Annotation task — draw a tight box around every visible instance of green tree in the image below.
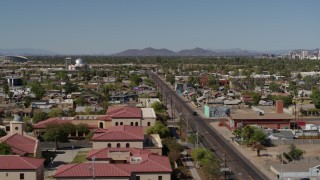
[32,112,48,124]
[165,74,175,85]
[187,133,198,146]
[56,71,69,81]
[241,126,255,144]
[101,85,110,99]
[242,126,262,143]
[270,95,293,107]
[8,92,14,101]
[3,83,9,97]
[151,101,165,113]
[201,150,221,180]
[310,88,320,109]
[188,76,199,85]
[162,137,183,166]
[24,96,32,108]
[252,128,266,144]
[74,96,86,106]
[30,83,46,100]
[147,121,170,138]
[68,109,77,116]
[0,129,7,137]
[296,73,302,80]
[0,143,12,155]
[208,75,219,90]
[130,75,143,86]
[85,131,94,140]
[144,78,154,86]
[48,108,64,118]
[76,123,89,134]
[288,143,305,160]
[115,77,122,83]
[64,81,79,94]
[232,127,242,139]
[191,148,208,164]
[44,123,76,149]
[25,123,33,133]
[288,81,297,92]
[252,92,261,105]
[269,82,280,92]
[191,147,221,179]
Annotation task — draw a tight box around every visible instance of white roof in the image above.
[141,108,156,118]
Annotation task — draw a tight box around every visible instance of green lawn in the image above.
[72,151,88,163]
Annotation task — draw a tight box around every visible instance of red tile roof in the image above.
[0,133,37,156]
[92,126,144,141]
[86,148,152,160]
[32,117,98,129]
[54,163,131,178]
[0,155,44,170]
[92,128,108,134]
[107,106,141,118]
[32,117,71,129]
[96,115,111,121]
[116,154,172,173]
[54,154,172,178]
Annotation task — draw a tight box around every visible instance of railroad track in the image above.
[149,70,269,180]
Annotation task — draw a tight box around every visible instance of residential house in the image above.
[11,108,32,117]
[0,156,45,180]
[110,92,136,104]
[31,100,51,109]
[203,105,230,118]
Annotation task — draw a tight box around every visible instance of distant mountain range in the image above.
[0,47,317,56]
[112,47,266,56]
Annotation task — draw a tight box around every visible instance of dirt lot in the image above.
[210,122,320,179]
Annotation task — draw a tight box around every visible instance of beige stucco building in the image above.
[1,115,41,158]
[0,156,45,180]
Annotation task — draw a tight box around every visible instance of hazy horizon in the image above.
[1,0,319,54]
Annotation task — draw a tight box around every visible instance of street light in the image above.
[89,156,96,180]
[50,157,53,177]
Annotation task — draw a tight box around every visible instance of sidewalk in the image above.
[44,147,92,180]
[182,149,201,180]
[177,140,202,180]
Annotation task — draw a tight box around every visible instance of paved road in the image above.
[41,141,93,150]
[148,70,269,180]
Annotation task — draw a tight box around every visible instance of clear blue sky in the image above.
[0,0,319,54]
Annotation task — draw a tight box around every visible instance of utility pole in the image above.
[179,112,183,138]
[186,114,189,148]
[224,153,227,180]
[196,123,199,148]
[171,94,174,124]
